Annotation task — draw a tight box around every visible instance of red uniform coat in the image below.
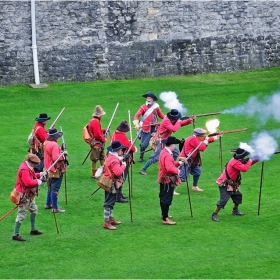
[110,131,136,153]
[15,161,40,193]
[134,104,165,133]
[88,117,106,145]
[216,158,258,184]
[158,116,192,141]
[179,135,215,164]
[103,154,126,182]
[33,122,48,147]
[157,147,180,183]
[44,140,65,172]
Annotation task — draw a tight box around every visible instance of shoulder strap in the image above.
[142,103,159,122]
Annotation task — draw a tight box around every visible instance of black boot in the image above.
[116,189,128,203]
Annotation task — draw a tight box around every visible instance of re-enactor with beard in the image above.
[133,92,165,163]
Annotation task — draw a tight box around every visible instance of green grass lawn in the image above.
[0,67,280,279]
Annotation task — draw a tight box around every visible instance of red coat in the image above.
[33,122,47,147]
[157,147,180,183]
[15,161,40,193]
[44,140,65,172]
[158,116,192,141]
[103,154,126,181]
[88,117,106,145]
[217,158,258,184]
[179,135,215,164]
[110,131,136,153]
[134,104,165,133]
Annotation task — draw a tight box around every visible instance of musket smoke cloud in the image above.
[222,91,280,125]
[159,91,187,115]
[240,131,278,161]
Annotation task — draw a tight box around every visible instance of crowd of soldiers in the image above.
[9,91,258,241]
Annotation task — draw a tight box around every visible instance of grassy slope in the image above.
[0,67,280,278]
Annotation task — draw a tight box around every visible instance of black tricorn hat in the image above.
[35,113,51,122]
[142,91,158,101]
[116,120,130,133]
[161,136,181,146]
[233,148,250,159]
[107,140,126,152]
[167,109,181,121]
[47,128,63,140]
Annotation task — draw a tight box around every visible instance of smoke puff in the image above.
[222,91,280,125]
[241,131,278,161]
[159,91,187,115]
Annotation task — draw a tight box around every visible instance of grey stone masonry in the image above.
[0,1,280,85]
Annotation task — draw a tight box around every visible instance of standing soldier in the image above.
[133,92,165,163]
[178,128,221,192]
[158,136,182,225]
[139,109,195,176]
[88,105,107,178]
[102,141,127,230]
[30,113,51,172]
[44,128,67,213]
[110,120,137,203]
[212,148,258,222]
[12,154,44,241]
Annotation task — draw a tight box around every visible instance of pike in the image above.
[0,151,66,223]
[49,107,65,129]
[82,103,119,166]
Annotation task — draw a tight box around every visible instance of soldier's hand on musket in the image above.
[133,120,140,130]
[40,171,48,182]
[37,179,43,186]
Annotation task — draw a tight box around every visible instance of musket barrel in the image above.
[208,128,248,137]
[195,112,221,118]
[105,103,119,136]
[49,107,65,129]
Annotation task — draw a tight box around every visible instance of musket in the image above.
[180,112,221,120]
[123,134,139,161]
[82,103,119,166]
[49,107,65,129]
[0,152,66,223]
[60,126,68,205]
[46,151,67,234]
[133,122,160,129]
[0,205,19,222]
[128,110,132,141]
[208,128,248,137]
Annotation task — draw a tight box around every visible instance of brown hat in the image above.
[193,128,206,137]
[25,154,40,164]
[92,105,106,117]
[116,120,130,133]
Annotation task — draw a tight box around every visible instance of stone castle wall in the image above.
[1,1,280,85]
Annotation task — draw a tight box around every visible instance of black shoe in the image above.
[232,209,244,216]
[212,213,220,222]
[116,196,128,203]
[12,234,26,241]
[121,194,128,199]
[138,158,143,163]
[30,229,44,235]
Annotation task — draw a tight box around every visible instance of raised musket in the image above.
[49,107,65,129]
[180,112,221,120]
